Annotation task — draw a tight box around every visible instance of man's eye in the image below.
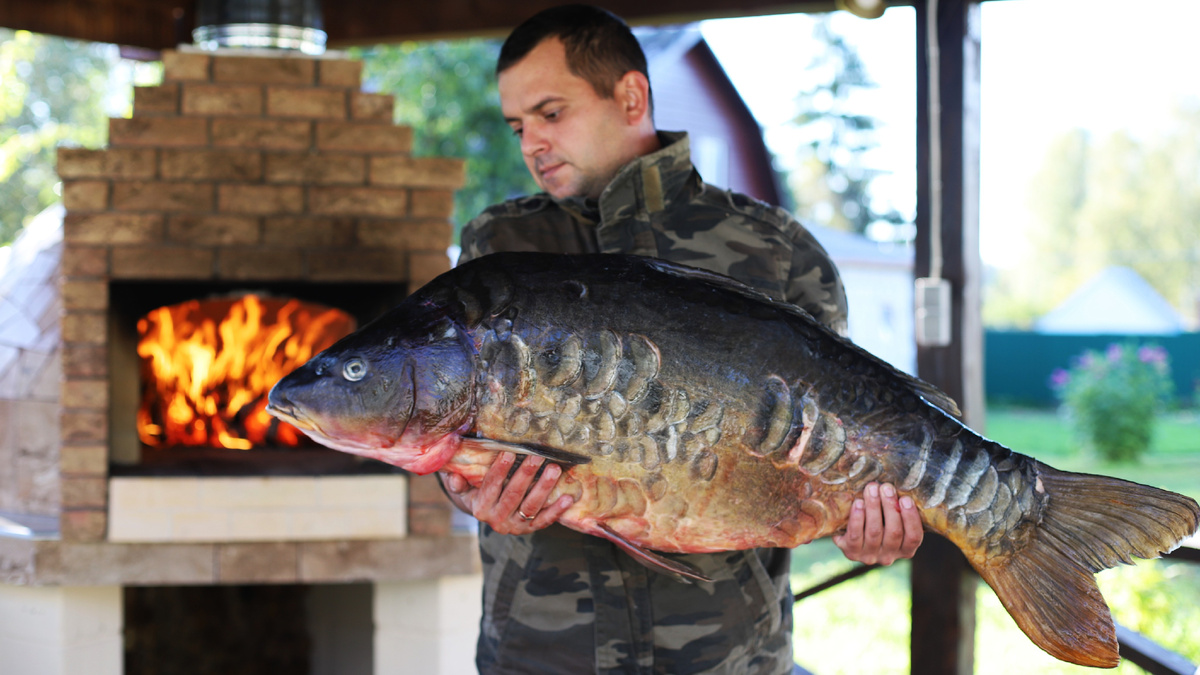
[511,127,523,138]
[545,110,560,120]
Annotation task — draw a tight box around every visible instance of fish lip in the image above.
[265,401,315,432]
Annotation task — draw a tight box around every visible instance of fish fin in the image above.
[459,436,591,466]
[596,524,712,584]
[972,464,1199,668]
[899,374,962,418]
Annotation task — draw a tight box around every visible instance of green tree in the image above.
[0,30,118,246]
[984,107,1200,326]
[787,16,905,237]
[355,39,537,240]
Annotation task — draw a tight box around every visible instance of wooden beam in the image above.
[1,0,916,49]
[0,0,192,50]
[911,0,983,674]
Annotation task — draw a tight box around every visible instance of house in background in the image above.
[1034,266,1187,335]
[639,26,915,373]
[638,26,785,205]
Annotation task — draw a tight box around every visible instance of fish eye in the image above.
[342,358,368,382]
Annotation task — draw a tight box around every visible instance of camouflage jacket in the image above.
[459,131,848,675]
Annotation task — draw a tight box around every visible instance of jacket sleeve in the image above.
[783,218,850,336]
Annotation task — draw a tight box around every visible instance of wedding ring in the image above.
[518,509,535,522]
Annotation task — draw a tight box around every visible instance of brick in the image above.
[63,212,163,245]
[61,248,109,278]
[62,312,106,344]
[310,186,406,217]
[109,117,209,147]
[57,148,157,180]
[218,184,304,215]
[370,156,465,189]
[217,543,299,583]
[317,122,412,153]
[62,379,108,409]
[408,250,451,287]
[110,246,215,279]
[318,59,363,87]
[307,249,407,281]
[112,181,214,212]
[351,92,394,121]
[162,50,211,81]
[213,55,315,85]
[212,118,311,150]
[133,84,180,115]
[357,219,453,250]
[407,474,449,504]
[161,148,262,181]
[60,445,107,475]
[407,504,451,537]
[62,476,108,508]
[217,248,305,279]
[62,280,108,310]
[182,83,264,116]
[409,189,455,218]
[62,343,106,378]
[262,216,355,246]
[264,152,364,184]
[62,409,107,443]
[62,181,109,210]
[267,86,347,119]
[168,215,261,245]
[61,509,107,542]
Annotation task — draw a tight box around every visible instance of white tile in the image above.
[316,476,406,508]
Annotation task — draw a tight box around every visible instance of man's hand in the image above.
[440,452,574,535]
[833,482,923,565]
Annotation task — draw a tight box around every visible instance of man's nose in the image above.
[520,124,548,156]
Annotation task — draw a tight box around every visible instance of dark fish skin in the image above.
[267,252,1199,669]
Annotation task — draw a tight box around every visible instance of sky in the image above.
[700,0,1200,268]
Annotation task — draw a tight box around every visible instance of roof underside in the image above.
[0,0,914,49]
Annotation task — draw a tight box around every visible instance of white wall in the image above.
[0,585,123,675]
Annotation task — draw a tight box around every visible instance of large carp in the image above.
[267,252,1198,668]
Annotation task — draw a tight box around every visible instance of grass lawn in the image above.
[789,405,1200,675]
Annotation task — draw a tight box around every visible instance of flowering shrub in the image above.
[1050,343,1174,462]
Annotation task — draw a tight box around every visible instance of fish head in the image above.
[267,304,475,474]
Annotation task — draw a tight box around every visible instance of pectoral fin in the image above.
[459,436,591,466]
[597,523,712,584]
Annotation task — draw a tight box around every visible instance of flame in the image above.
[136,295,355,449]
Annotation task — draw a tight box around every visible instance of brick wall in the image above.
[54,49,465,542]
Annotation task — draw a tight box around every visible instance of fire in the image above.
[137,295,355,450]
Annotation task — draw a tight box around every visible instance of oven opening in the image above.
[109,281,409,476]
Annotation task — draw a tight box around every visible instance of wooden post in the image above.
[912,0,984,674]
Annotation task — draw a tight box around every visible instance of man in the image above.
[440,6,923,673]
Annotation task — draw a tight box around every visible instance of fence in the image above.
[985,331,1200,407]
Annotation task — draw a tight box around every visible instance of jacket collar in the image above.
[554,130,699,226]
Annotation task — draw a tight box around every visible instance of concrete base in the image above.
[0,585,123,675]
[375,574,483,675]
[0,576,484,675]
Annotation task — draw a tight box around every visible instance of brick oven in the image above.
[0,48,481,675]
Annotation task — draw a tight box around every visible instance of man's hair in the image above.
[498,4,652,107]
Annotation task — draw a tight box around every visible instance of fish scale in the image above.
[268,252,1200,669]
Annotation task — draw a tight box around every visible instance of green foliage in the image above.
[786,17,905,238]
[0,29,121,246]
[353,39,537,239]
[1051,343,1174,462]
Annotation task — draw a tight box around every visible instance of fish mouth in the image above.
[265,400,315,432]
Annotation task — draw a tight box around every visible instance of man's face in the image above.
[499,38,636,200]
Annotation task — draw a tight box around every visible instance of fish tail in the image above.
[971,463,1199,668]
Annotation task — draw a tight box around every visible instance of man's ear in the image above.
[615,70,652,125]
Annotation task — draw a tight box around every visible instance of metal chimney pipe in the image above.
[193,0,326,54]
